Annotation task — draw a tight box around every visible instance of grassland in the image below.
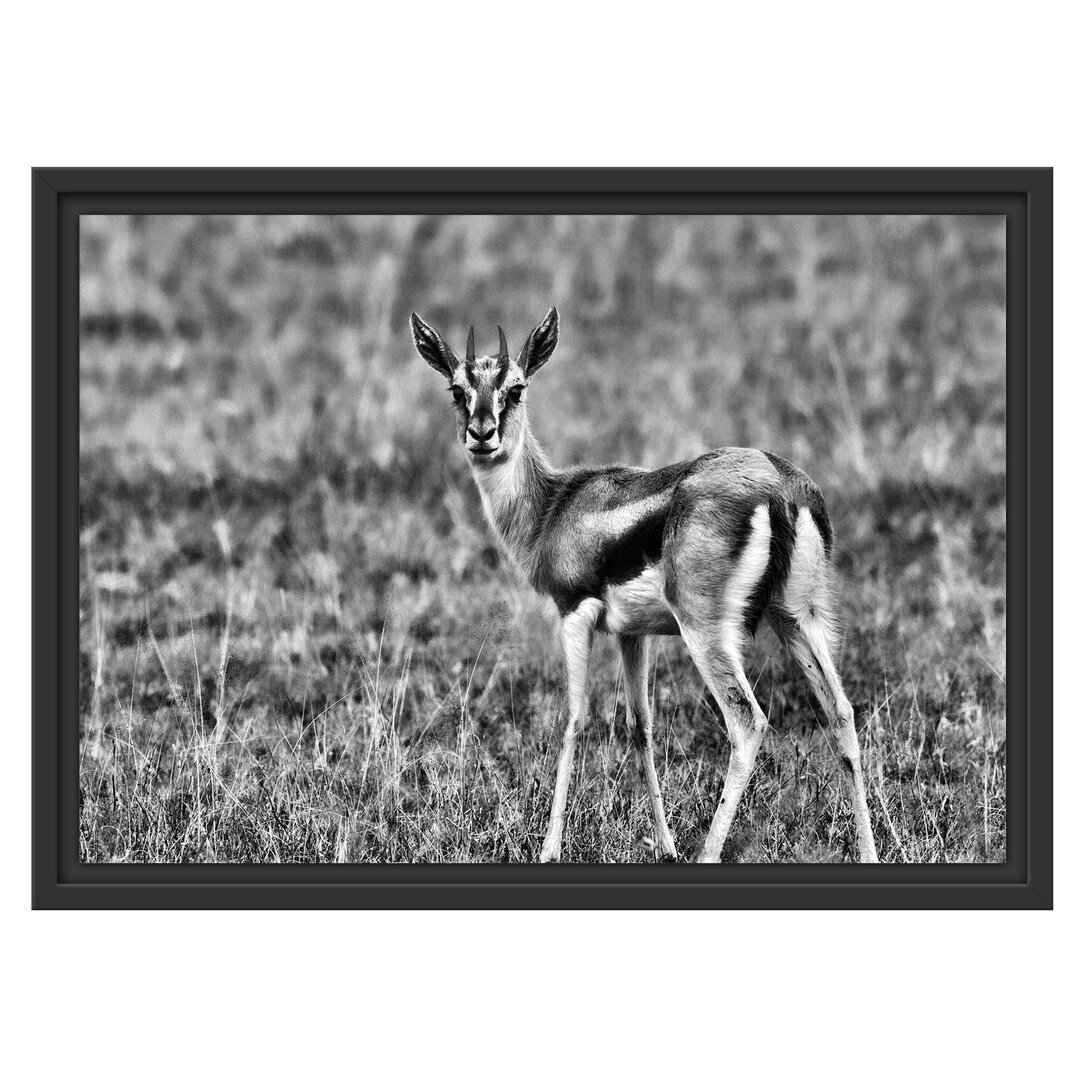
[78,213,1006,863]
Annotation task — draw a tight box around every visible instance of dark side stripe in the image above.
[595,508,667,590]
[551,505,669,616]
[742,498,797,636]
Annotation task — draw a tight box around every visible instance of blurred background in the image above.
[79,214,1006,863]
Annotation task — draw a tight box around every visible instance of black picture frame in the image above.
[33,167,1052,909]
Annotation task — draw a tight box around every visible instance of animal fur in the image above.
[410,307,879,864]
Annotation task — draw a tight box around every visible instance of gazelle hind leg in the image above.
[679,627,769,863]
[777,611,878,862]
[540,599,601,863]
[618,635,678,860]
[775,505,878,862]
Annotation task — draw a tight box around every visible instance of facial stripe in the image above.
[455,353,532,443]
[472,386,498,432]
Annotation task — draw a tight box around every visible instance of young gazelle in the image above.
[411,307,878,863]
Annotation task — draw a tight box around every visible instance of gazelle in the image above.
[410,307,878,863]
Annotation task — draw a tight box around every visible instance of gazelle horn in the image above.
[497,325,509,361]
[465,326,475,362]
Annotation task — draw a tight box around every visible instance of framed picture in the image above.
[32,168,1051,908]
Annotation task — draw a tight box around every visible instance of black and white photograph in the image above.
[77,209,1008,865]
[12,0,1074,1072]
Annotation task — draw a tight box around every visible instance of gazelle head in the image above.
[410,307,559,464]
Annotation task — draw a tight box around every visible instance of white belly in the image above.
[600,566,680,636]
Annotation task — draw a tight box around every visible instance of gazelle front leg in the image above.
[619,634,678,860]
[540,599,602,863]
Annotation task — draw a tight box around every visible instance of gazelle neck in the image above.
[469,413,556,582]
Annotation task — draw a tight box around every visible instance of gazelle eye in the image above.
[450,386,465,404]
[506,385,524,404]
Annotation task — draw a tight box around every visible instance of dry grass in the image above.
[78,213,1006,863]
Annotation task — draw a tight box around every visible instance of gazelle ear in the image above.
[410,313,459,379]
[517,307,559,376]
